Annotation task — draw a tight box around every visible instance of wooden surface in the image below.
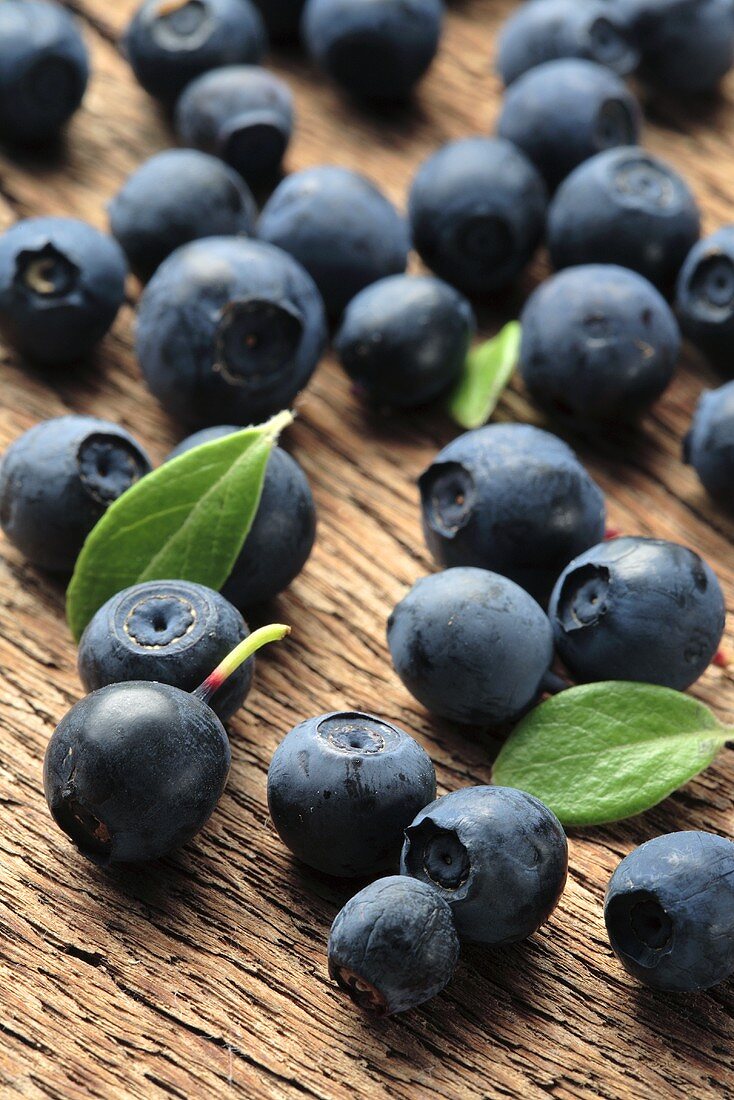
[1,2,733,1097]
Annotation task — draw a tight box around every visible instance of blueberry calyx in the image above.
[124,593,197,648]
[605,890,674,969]
[150,0,213,49]
[15,242,79,299]
[418,461,476,540]
[687,252,734,319]
[612,157,676,211]
[405,819,471,891]
[556,562,611,631]
[329,964,388,1015]
[318,713,396,755]
[214,297,304,389]
[76,432,149,506]
[218,111,288,174]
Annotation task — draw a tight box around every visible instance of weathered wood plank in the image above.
[0,2,732,1097]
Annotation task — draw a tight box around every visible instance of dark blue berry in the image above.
[549,536,726,691]
[548,147,701,290]
[302,0,444,102]
[175,66,294,188]
[328,876,459,1014]
[497,59,641,192]
[0,0,89,145]
[44,681,231,864]
[605,831,734,991]
[258,166,409,318]
[387,568,554,727]
[0,416,151,573]
[108,150,256,282]
[334,275,475,408]
[419,424,606,603]
[684,381,734,508]
[408,137,547,296]
[520,265,680,422]
[252,0,304,39]
[268,711,436,877]
[675,226,734,364]
[0,217,127,365]
[167,432,317,607]
[78,580,252,721]
[621,0,734,94]
[401,786,568,944]
[496,0,638,86]
[124,0,267,106]
[136,237,326,427]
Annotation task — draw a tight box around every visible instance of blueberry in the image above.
[0,415,151,573]
[401,787,568,944]
[136,237,326,427]
[108,150,256,282]
[258,166,409,318]
[548,147,701,290]
[387,568,554,727]
[621,0,734,94]
[605,831,734,992]
[408,137,547,296]
[268,712,436,877]
[175,66,294,188]
[124,0,267,106]
[328,876,459,1015]
[0,0,89,145]
[78,580,253,722]
[684,382,734,509]
[167,433,317,607]
[419,424,606,603]
[520,265,680,422]
[44,681,231,864]
[334,275,476,408]
[0,217,128,365]
[497,60,641,192]
[549,536,726,691]
[302,0,444,102]
[251,0,304,39]
[675,227,734,364]
[497,0,639,86]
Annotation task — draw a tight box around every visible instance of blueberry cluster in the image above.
[0,0,732,1038]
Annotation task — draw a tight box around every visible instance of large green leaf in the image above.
[492,682,730,826]
[66,411,292,641]
[447,321,521,430]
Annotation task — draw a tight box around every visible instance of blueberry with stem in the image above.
[44,624,290,864]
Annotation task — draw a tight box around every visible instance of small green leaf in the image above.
[66,411,293,642]
[492,682,730,827]
[447,321,521,430]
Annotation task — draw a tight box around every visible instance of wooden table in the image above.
[1,2,733,1097]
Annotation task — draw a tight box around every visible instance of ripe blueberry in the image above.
[78,580,253,722]
[328,876,459,1015]
[496,0,639,86]
[109,150,257,282]
[302,0,444,102]
[675,226,734,365]
[605,831,734,991]
[0,217,127,365]
[136,237,326,428]
[175,66,294,189]
[420,424,606,603]
[334,275,476,409]
[258,166,409,318]
[167,432,317,607]
[0,416,151,573]
[268,712,436,877]
[0,0,89,145]
[621,0,734,94]
[124,0,267,106]
[549,536,726,691]
[498,60,641,192]
[387,568,554,727]
[408,137,547,295]
[548,147,701,290]
[520,265,680,422]
[401,786,568,944]
[684,381,734,509]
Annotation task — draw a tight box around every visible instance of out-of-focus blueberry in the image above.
[684,381,734,509]
[675,227,734,364]
[621,0,734,94]
[252,0,304,39]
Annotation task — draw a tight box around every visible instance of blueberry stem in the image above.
[193,623,291,704]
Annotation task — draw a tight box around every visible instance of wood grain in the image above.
[1,2,733,1097]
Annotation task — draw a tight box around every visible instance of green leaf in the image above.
[66,411,293,642]
[492,682,731,827]
[447,321,521,430]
